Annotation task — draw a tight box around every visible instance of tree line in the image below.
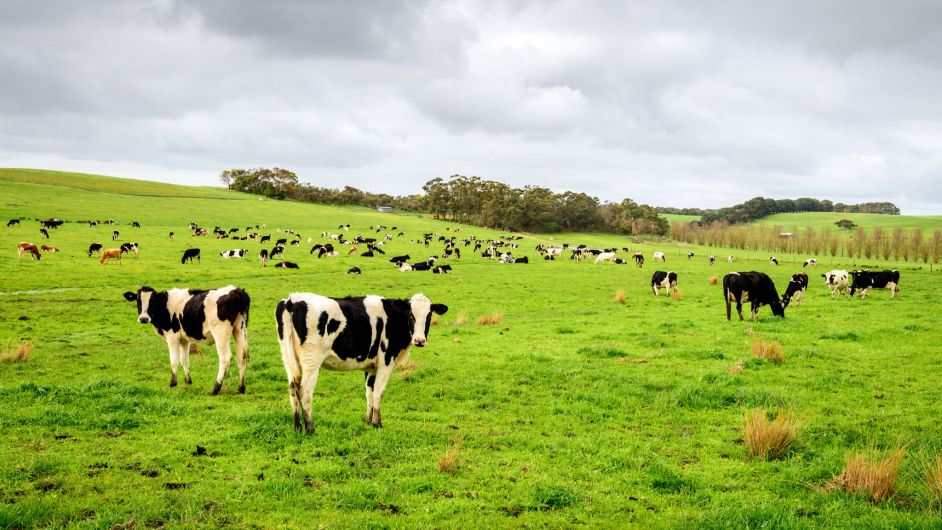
[219,168,669,235]
[657,196,900,224]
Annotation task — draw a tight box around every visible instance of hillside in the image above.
[752,212,942,232]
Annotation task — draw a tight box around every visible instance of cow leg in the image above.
[167,339,181,387]
[298,359,324,434]
[288,379,302,430]
[736,299,744,321]
[234,318,249,394]
[210,331,233,395]
[180,340,192,385]
[364,371,377,423]
[368,364,394,428]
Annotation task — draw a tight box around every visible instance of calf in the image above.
[40,228,49,239]
[347,267,362,274]
[849,270,900,299]
[100,248,122,264]
[723,271,785,320]
[276,261,299,269]
[181,248,201,264]
[803,258,817,268]
[259,249,269,267]
[822,270,849,299]
[275,292,447,432]
[652,251,665,262]
[220,249,247,259]
[650,271,678,296]
[123,285,250,394]
[17,242,41,260]
[87,243,103,257]
[40,244,60,252]
[112,230,120,241]
[782,272,809,308]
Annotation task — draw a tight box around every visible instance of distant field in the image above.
[2,170,942,527]
[753,212,942,233]
[660,213,701,224]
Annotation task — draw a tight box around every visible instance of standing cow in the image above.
[275,293,448,433]
[651,271,678,296]
[849,270,900,299]
[782,272,809,308]
[723,271,785,320]
[123,285,250,394]
[822,270,849,299]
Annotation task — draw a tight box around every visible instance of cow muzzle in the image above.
[139,316,150,324]
[412,337,427,347]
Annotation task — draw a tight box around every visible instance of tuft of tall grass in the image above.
[752,338,785,364]
[826,448,905,503]
[455,313,469,326]
[614,290,625,304]
[477,312,503,325]
[396,358,420,380]
[709,275,719,285]
[438,436,462,474]
[0,341,32,363]
[743,409,799,460]
[430,314,440,326]
[923,454,942,509]
[670,289,683,301]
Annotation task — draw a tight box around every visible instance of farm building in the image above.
[377,206,393,213]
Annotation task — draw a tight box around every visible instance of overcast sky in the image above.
[2,1,941,213]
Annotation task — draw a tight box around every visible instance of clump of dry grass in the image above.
[743,409,800,460]
[430,314,440,326]
[614,290,625,304]
[438,436,463,474]
[0,341,32,363]
[709,275,719,285]
[727,360,744,374]
[670,289,683,301]
[752,338,785,364]
[396,358,420,380]
[826,449,906,503]
[189,343,201,355]
[455,313,469,325]
[923,455,942,508]
[477,312,503,325]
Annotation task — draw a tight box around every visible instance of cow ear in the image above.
[123,291,138,301]
[431,303,448,315]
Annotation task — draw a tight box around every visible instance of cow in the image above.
[259,249,269,267]
[633,253,645,267]
[40,228,50,239]
[120,242,139,257]
[803,258,817,268]
[17,242,41,260]
[514,256,529,264]
[275,292,448,432]
[40,244,60,252]
[40,218,63,229]
[87,243,103,257]
[131,222,141,228]
[182,248,201,264]
[849,270,900,299]
[276,261,299,269]
[389,255,410,265]
[100,248,122,264]
[7,219,19,227]
[723,271,785,321]
[270,246,285,259]
[652,251,665,262]
[594,252,617,264]
[260,235,271,244]
[727,256,734,263]
[169,232,175,240]
[822,270,849,299]
[123,285,250,394]
[347,267,362,274]
[709,255,715,266]
[398,262,413,272]
[220,249,247,259]
[688,252,694,260]
[432,265,452,273]
[770,256,779,265]
[276,238,288,247]
[651,271,678,296]
[545,247,563,260]
[112,230,120,241]
[782,272,809,308]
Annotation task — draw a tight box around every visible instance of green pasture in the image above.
[2,170,942,528]
[752,212,942,234]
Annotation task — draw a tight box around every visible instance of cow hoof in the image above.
[238,383,246,394]
[293,414,301,430]
[305,424,315,435]
[169,377,177,388]
[211,382,222,395]
[184,376,192,385]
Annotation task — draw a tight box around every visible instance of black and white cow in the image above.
[120,242,139,257]
[514,256,529,264]
[782,272,809,308]
[849,270,900,299]
[688,252,694,260]
[123,285,250,394]
[652,251,665,262]
[633,252,644,267]
[220,249,247,259]
[347,266,362,274]
[769,256,779,265]
[259,249,269,267]
[389,254,410,265]
[270,246,285,259]
[40,228,49,239]
[651,271,678,296]
[723,271,785,320]
[803,258,817,268]
[87,242,103,257]
[822,270,849,299]
[181,248,201,264]
[169,232,175,240]
[276,261,299,269]
[709,255,715,265]
[275,293,448,432]
[112,230,120,241]
[260,235,271,244]
[7,219,20,227]
[432,264,452,273]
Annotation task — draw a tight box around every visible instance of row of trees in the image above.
[670,221,942,266]
[657,197,900,224]
[422,175,667,234]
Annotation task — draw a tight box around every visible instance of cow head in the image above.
[770,298,786,317]
[408,293,448,347]
[123,286,157,324]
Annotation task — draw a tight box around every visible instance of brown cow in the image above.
[40,244,60,252]
[100,248,122,264]
[17,242,41,260]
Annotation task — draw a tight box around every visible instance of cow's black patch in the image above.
[182,291,209,339]
[142,288,174,332]
[366,374,376,389]
[317,311,329,336]
[275,300,286,341]
[331,297,372,360]
[381,299,413,365]
[288,301,308,344]
[327,319,341,335]
[216,288,250,325]
[369,317,385,358]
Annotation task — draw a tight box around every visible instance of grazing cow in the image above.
[822,270,849,299]
[276,238,288,247]
[650,271,678,296]
[131,222,141,228]
[769,256,779,265]
[40,218,63,229]
[39,228,49,239]
[688,252,694,260]
[220,249,247,259]
[100,248,122,264]
[782,272,809,308]
[709,255,715,266]
[594,252,617,264]
[389,255,410,265]
[849,270,900,299]
[40,244,60,252]
[181,248,201,264]
[803,258,817,268]
[123,285,250,394]
[727,256,734,263]
[7,219,20,227]
[17,242,41,260]
[633,253,644,267]
[259,249,268,267]
[514,256,529,264]
[545,247,563,260]
[260,235,271,244]
[270,246,285,259]
[347,267,362,274]
[276,261,299,269]
[120,242,139,257]
[432,265,452,273]
[275,292,448,432]
[112,230,120,241]
[723,271,785,321]
[87,243,103,257]
[169,232,175,240]
[652,251,665,262]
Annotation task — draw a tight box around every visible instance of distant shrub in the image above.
[0,341,32,363]
[743,409,799,460]
[477,312,503,325]
[614,290,625,304]
[826,449,905,503]
[438,436,462,474]
[709,275,719,285]
[752,338,784,364]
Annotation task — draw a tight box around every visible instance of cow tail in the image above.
[278,300,303,385]
[723,277,731,320]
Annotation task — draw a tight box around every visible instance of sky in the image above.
[2,0,941,214]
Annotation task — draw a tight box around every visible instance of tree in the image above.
[835,219,857,230]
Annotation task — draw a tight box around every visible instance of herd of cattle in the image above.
[8,216,904,432]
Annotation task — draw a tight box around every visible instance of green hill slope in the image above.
[752,212,942,232]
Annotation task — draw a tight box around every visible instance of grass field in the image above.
[753,212,942,234]
[2,169,942,528]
